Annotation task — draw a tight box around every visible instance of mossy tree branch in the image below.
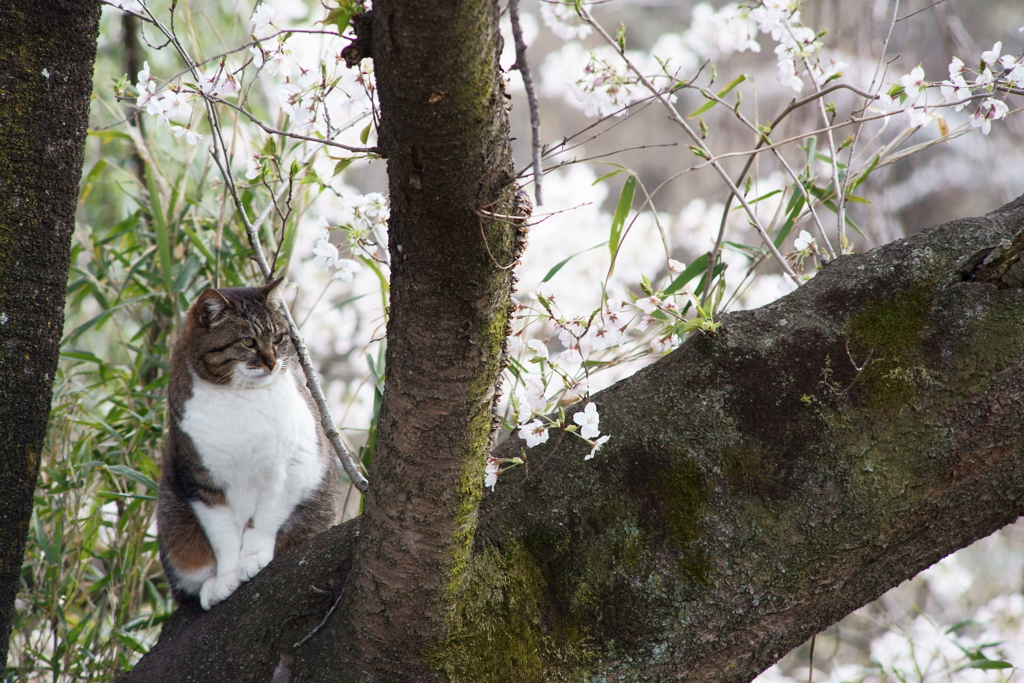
[126,195,1024,682]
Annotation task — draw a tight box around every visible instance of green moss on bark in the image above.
[428,541,597,683]
[845,285,932,415]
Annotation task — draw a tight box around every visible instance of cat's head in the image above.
[186,278,294,388]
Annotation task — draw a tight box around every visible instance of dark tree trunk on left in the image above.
[0,0,102,668]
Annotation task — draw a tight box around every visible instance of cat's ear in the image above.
[194,289,232,328]
[258,277,286,307]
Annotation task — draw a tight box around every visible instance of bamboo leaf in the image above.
[542,242,606,283]
[609,175,636,261]
[688,74,747,118]
[145,165,173,294]
[106,464,158,492]
[664,255,713,296]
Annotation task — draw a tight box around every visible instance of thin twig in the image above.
[509,0,543,205]
[208,95,378,154]
[838,340,872,397]
[293,590,344,648]
[895,0,946,23]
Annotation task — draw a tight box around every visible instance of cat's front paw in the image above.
[238,549,273,582]
[199,570,241,610]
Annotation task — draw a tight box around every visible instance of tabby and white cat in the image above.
[157,278,343,610]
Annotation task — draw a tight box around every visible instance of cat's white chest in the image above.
[179,372,322,506]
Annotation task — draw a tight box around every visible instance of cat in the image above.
[157,278,344,610]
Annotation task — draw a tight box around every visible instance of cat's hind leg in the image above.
[157,489,216,603]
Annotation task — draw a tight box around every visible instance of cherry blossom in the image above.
[940,75,971,111]
[274,82,301,115]
[568,377,590,396]
[904,104,932,129]
[590,325,625,351]
[585,435,610,461]
[969,98,1009,135]
[1008,64,1024,89]
[171,125,202,146]
[900,66,926,102]
[312,218,340,271]
[333,259,362,282]
[573,402,600,439]
[668,258,685,274]
[484,457,500,490]
[872,91,894,113]
[635,296,661,314]
[245,155,262,180]
[525,378,546,412]
[540,0,591,41]
[251,4,274,32]
[980,42,1003,67]
[266,48,296,77]
[249,45,266,69]
[947,56,965,80]
[519,419,550,448]
[794,230,815,251]
[525,339,549,361]
[777,58,803,92]
[651,335,679,354]
[136,61,155,107]
[557,347,583,365]
[531,282,556,304]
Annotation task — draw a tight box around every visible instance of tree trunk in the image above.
[125,192,1024,681]
[0,0,102,669]
[319,0,522,680]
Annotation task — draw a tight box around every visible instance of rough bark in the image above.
[0,0,102,668]
[329,0,521,680]
[125,194,1024,682]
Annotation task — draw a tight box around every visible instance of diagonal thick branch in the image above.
[125,190,1024,683]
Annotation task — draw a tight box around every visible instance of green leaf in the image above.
[181,224,215,264]
[145,164,173,295]
[846,154,880,195]
[688,74,746,118]
[87,129,133,143]
[60,349,104,364]
[664,254,713,296]
[322,4,355,33]
[359,122,372,145]
[171,254,203,295]
[748,189,781,205]
[107,464,158,492]
[98,491,158,502]
[723,241,766,257]
[608,174,636,262]
[83,158,108,184]
[964,660,1013,670]
[541,242,606,283]
[591,167,627,185]
[333,157,355,177]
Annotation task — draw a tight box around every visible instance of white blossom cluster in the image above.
[886,41,1023,136]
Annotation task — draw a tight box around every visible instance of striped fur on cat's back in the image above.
[157,278,343,610]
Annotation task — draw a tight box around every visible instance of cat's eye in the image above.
[273,332,286,345]
[240,337,257,348]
